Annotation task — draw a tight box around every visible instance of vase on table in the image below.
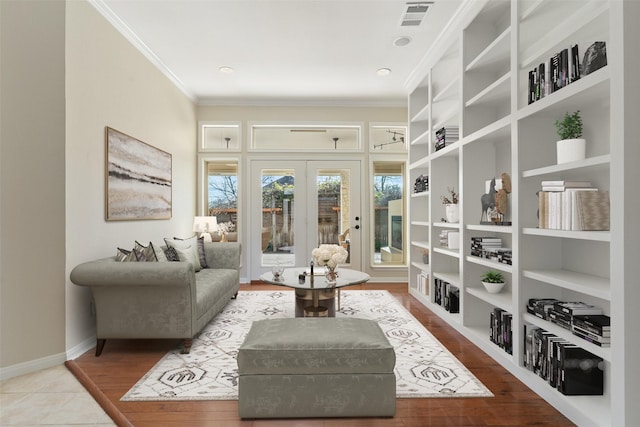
[325,265,338,285]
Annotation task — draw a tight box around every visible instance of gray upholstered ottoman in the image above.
[237,317,396,419]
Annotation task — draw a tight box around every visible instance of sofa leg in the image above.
[95,339,106,357]
[181,338,192,354]
[232,292,238,299]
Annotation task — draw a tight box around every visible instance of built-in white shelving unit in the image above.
[407,1,640,426]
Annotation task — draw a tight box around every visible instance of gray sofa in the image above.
[70,242,241,356]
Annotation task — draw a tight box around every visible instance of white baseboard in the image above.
[66,335,96,360]
[0,336,95,381]
[0,352,67,381]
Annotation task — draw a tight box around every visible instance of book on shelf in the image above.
[553,301,603,316]
[572,326,610,347]
[572,314,611,336]
[528,43,583,105]
[537,189,609,231]
[558,344,604,395]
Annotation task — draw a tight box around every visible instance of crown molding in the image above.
[88,0,196,102]
[197,97,407,109]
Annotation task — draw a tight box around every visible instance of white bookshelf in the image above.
[407,1,640,426]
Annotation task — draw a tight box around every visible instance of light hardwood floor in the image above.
[66,283,576,427]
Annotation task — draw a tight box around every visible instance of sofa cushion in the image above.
[115,247,138,262]
[134,241,158,262]
[194,268,239,318]
[165,237,202,271]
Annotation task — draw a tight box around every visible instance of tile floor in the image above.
[0,364,115,426]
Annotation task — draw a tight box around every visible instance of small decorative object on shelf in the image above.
[480,174,512,225]
[311,244,348,285]
[555,110,585,164]
[480,270,505,294]
[582,41,607,76]
[414,174,429,193]
[441,187,459,223]
[421,248,429,264]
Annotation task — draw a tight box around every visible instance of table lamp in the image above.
[193,216,218,242]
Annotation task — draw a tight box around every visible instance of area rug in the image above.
[121,290,493,401]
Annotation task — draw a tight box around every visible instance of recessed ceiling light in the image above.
[393,36,412,47]
[219,66,234,74]
[377,68,392,76]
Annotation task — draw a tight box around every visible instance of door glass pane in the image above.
[317,169,351,263]
[261,169,295,267]
[207,161,238,241]
[373,162,404,264]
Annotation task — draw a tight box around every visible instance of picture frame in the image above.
[105,127,172,220]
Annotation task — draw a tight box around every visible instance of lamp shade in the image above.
[193,216,217,242]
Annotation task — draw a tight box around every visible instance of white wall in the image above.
[65,0,197,355]
[1,0,67,371]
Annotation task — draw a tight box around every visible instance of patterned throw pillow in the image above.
[116,247,138,262]
[164,237,203,271]
[171,235,208,268]
[134,241,158,262]
[164,246,180,262]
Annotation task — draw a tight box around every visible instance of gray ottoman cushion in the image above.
[237,317,396,419]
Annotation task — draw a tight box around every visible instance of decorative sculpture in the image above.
[480,178,497,223]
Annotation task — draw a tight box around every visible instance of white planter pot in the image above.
[445,204,459,223]
[482,281,505,294]
[557,138,586,164]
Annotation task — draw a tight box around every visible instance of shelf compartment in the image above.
[520,0,609,69]
[411,220,430,227]
[433,271,460,286]
[433,247,460,258]
[467,287,512,313]
[432,106,459,131]
[466,255,513,274]
[432,77,459,103]
[461,115,511,147]
[466,325,514,363]
[523,313,611,361]
[410,128,430,146]
[522,227,610,242]
[523,269,610,301]
[467,223,512,234]
[411,103,430,123]
[522,154,610,179]
[410,192,429,200]
[410,240,430,250]
[465,72,510,108]
[409,155,429,170]
[520,0,544,21]
[433,221,461,229]
[430,142,460,160]
[465,27,511,72]
[410,261,429,272]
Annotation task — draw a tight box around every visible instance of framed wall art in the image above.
[105,127,172,220]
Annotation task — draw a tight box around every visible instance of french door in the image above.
[250,160,361,279]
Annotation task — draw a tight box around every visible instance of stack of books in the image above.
[414,174,429,193]
[537,180,609,231]
[572,314,611,348]
[416,271,429,295]
[490,308,513,355]
[469,236,511,264]
[524,325,604,395]
[439,230,459,249]
[434,126,459,151]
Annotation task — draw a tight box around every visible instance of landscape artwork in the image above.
[106,127,172,220]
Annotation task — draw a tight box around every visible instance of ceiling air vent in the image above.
[401,2,433,27]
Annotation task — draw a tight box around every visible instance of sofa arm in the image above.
[70,258,195,288]
[204,242,241,270]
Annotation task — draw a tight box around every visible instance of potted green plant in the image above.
[441,187,459,223]
[481,270,505,294]
[555,110,585,164]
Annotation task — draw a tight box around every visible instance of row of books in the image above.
[490,308,513,355]
[527,298,610,348]
[469,236,512,265]
[434,126,459,151]
[416,271,429,295]
[524,325,604,395]
[537,180,610,231]
[528,44,581,105]
[434,278,459,313]
[414,174,428,193]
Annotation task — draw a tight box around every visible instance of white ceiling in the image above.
[93,0,464,106]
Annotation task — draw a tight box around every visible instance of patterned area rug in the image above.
[121,290,493,401]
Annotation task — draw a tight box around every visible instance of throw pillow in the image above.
[134,241,158,262]
[164,237,203,272]
[174,235,208,268]
[116,247,138,262]
[164,246,180,262]
[153,243,169,262]
[172,245,200,270]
